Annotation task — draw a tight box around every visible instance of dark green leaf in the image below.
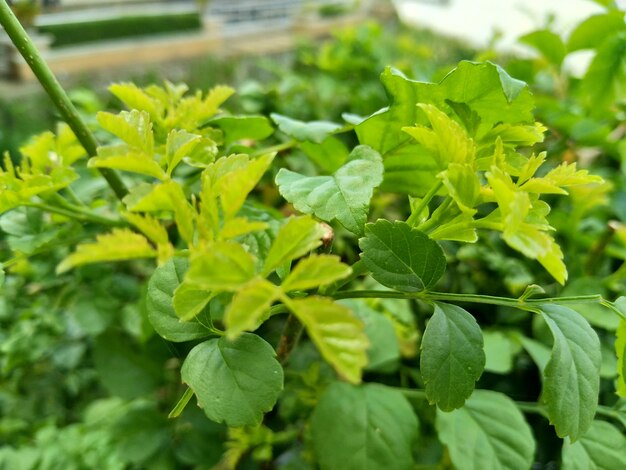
[209,115,274,145]
[181,333,283,427]
[436,390,535,470]
[562,420,626,469]
[301,136,349,173]
[541,305,601,440]
[421,303,485,411]
[311,382,418,470]
[146,258,212,342]
[276,145,383,235]
[359,220,446,292]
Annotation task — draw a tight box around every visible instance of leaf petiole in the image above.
[406,180,443,226]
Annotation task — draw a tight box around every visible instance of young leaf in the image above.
[281,255,352,292]
[359,220,446,292]
[540,305,601,441]
[421,303,485,411]
[123,212,169,245]
[436,390,535,470]
[97,110,154,154]
[165,129,202,173]
[57,229,156,273]
[276,145,383,236]
[271,113,342,143]
[187,242,256,291]
[616,318,626,397]
[224,278,280,339]
[310,382,418,470]
[561,420,626,470]
[262,216,324,276]
[146,258,213,342]
[173,280,214,322]
[287,296,368,384]
[88,147,167,181]
[181,333,283,427]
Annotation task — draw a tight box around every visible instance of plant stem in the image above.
[276,313,304,364]
[332,289,607,311]
[0,1,128,200]
[26,202,125,227]
[168,387,194,419]
[406,180,443,226]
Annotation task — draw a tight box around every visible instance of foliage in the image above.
[1,9,626,470]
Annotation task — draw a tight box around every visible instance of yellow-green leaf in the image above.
[286,296,368,384]
[219,218,268,239]
[57,229,156,273]
[165,129,203,174]
[262,216,325,276]
[225,278,280,339]
[89,147,167,181]
[123,212,169,245]
[187,242,256,291]
[281,255,352,292]
[173,279,214,322]
[97,110,154,154]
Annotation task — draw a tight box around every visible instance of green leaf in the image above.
[97,110,154,154]
[341,300,401,373]
[562,420,626,470]
[271,113,342,143]
[187,241,256,291]
[276,145,383,235]
[281,255,352,292]
[310,382,418,470]
[581,33,626,114]
[181,333,283,427]
[616,318,626,397]
[287,296,368,384]
[520,30,567,67]
[436,390,535,470]
[421,302,485,411]
[540,304,601,440]
[214,153,275,219]
[0,264,4,287]
[172,280,214,322]
[224,278,280,339]
[402,103,475,169]
[483,330,521,374]
[146,258,213,342]
[209,115,274,145]
[359,220,446,292]
[57,229,156,273]
[262,216,324,276]
[516,334,551,375]
[568,12,626,51]
[301,136,349,173]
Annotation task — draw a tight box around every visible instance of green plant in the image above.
[1,2,625,468]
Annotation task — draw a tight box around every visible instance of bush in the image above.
[38,13,202,48]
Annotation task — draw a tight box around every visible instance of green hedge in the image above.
[38,13,202,48]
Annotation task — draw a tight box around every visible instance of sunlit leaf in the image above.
[281,255,352,292]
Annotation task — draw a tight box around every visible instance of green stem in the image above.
[276,312,304,364]
[26,202,125,227]
[332,289,607,312]
[406,180,443,226]
[0,2,128,200]
[417,197,453,233]
[168,387,195,419]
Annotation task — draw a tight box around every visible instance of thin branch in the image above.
[0,1,128,200]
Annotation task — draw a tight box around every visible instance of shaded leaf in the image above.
[311,382,418,470]
[271,113,342,143]
[436,390,535,470]
[421,303,485,411]
[541,304,601,440]
[562,420,626,470]
[209,115,274,145]
[146,258,213,342]
[359,220,446,292]
[181,334,283,426]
